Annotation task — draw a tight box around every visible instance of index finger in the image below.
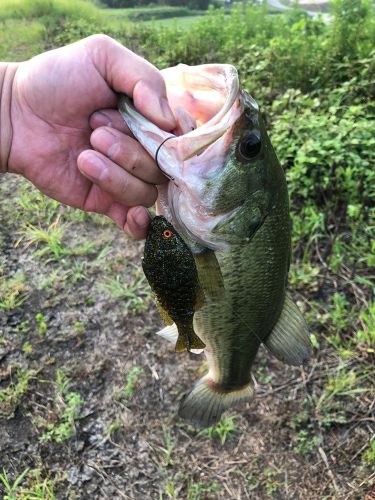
[85,35,176,131]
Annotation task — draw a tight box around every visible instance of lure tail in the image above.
[175,323,206,353]
[178,376,254,428]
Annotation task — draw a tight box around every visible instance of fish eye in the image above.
[238,131,262,160]
[163,229,173,239]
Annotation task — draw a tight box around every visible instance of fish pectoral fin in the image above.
[155,297,174,326]
[156,324,204,355]
[194,250,225,301]
[264,295,312,366]
[212,192,269,243]
[175,324,206,353]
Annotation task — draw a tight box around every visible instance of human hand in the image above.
[4,35,176,239]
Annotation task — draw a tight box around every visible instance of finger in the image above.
[85,35,176,131]
[90,109,130,133]
[77,150,157,207]
[90,126,167,185]
[124,206,151,240]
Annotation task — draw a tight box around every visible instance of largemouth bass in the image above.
[119,64,312,427]
[142,215,206,353]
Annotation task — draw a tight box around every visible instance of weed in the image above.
[362,437,375,466]
[316,365,369,427]
[97,272,151,314]
[156,425,175,466]
[293,429,321,456]
[120,366,144,400]
[106,418,122,438]
[198,414,238,445]
[0,273,29,311]
[35,313,48,336]
[0,468,29,499]
[39,369,83,443]
[187,479,221,500]
[17,217,67,259]
[0,467,55,499]
[0,368,37,418]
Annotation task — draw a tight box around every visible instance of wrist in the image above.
[0,62,19,174]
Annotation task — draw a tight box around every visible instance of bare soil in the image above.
[0,176,374,499]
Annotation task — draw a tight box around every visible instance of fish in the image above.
[119,63,312,427]
[142,215,206,353]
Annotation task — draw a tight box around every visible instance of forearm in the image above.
[0,62,18,173]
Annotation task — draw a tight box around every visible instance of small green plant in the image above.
[35,313,47,336]
[316,365,369,427]
[293,429,321,456]
[97,272,151,314]
[17,217,67,259]
[40,369,83,443]
[0,368,36,418]
[187,479,221,500]
[0,468,56,499]
[362,438,375,466]
[198,414,238,445]
[120,366,144,400]
[0,468,29,499]
[0,273,29,311]
[156,425,175,466]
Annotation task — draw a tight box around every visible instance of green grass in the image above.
[39,369,84,444]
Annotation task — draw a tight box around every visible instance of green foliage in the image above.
[0,368,37,418]
[0,468,55,500]
[120,366,144,399]
[0,272,29,311]
[97,270,151,313]
[0,0,99,22]
[198,414,238,444]
[40,370,83,443]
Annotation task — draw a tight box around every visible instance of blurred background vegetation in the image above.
[0,0,374,497]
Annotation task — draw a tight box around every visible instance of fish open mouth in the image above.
[119,64,252,250]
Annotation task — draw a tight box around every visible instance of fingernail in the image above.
[160,97,176,127]
[92,128,118,158]
[91,111,112,128]
[79,152,107,181]
[133,207,151,228]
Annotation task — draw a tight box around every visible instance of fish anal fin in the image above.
[264,294,312,366]
[179,376,254,428]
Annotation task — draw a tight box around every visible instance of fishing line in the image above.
[155,136,175,180]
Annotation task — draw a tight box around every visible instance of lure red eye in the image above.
[163,229,173,239]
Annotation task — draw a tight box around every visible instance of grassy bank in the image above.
[0,0,374,498]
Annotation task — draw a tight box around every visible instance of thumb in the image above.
[85,35,176,131]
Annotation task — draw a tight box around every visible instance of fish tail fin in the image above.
[178,376,254,428]
[175,324,206,353]
[156,324,204,354]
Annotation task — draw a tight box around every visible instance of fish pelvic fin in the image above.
[178,377,254,428]
[264,294,312,366]
[175,323,206,353]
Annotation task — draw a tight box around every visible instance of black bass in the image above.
[119,64,312,427]
[142,215,206,353]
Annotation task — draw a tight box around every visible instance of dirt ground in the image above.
[0,175,374,499]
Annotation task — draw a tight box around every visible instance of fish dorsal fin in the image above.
[264,295,312,366]
[156,324,204,355]
[194,250,225,301]
[154,297,174,326]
